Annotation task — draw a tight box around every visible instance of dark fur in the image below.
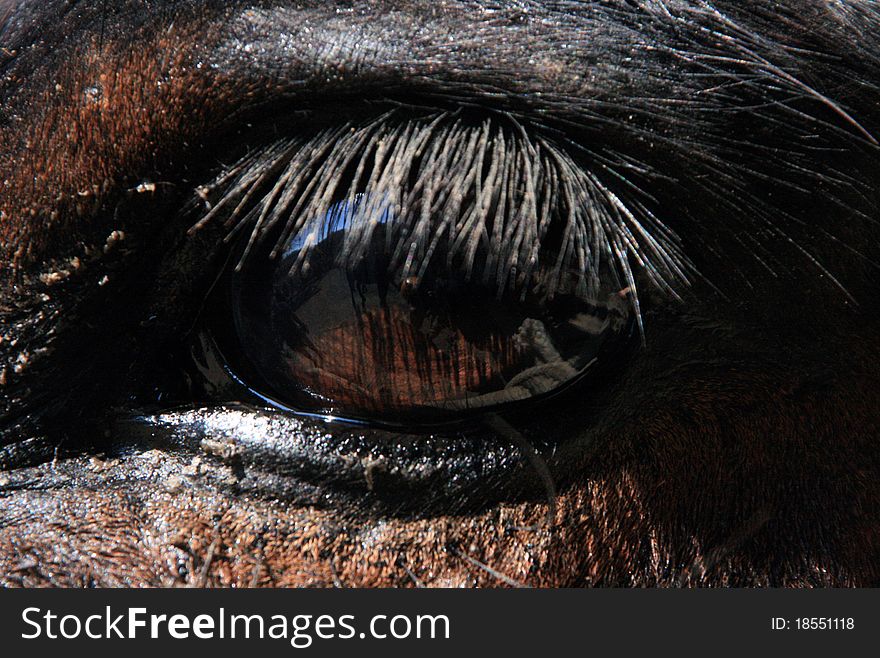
[0,1,879,586]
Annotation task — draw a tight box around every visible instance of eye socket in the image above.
[179,110,685,428]
[225,193,633,424]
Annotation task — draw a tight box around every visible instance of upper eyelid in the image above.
[188,111,693,328]
[1,2,624,272]
[1,1,873,291]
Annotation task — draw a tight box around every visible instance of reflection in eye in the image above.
[231,194,632,420]
[192,112,688,425]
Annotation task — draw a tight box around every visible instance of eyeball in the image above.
[225,193,633,425]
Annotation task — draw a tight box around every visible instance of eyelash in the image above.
[187,110,694,330]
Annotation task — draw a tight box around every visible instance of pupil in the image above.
[231,194,631,423]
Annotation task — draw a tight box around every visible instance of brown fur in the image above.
[1,0,879,587]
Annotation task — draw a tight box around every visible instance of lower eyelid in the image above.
[124,406,534,511]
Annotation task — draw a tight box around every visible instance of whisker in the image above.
[450,545,530,589]
[485,413,557,531]
[396,556,426,588]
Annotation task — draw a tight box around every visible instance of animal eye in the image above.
[223,194,632,424]
[184,112,679,427]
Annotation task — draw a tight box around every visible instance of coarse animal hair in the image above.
[190,111,692,329]
[1,0,880,589]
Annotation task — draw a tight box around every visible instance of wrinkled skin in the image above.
[1,0,879,587]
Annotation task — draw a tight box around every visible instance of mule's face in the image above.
[1,0,879,587]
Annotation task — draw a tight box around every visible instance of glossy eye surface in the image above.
[228,194,632,422]
[190,112,681,427]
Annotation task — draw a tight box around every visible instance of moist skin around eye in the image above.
[230,194,632,422]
